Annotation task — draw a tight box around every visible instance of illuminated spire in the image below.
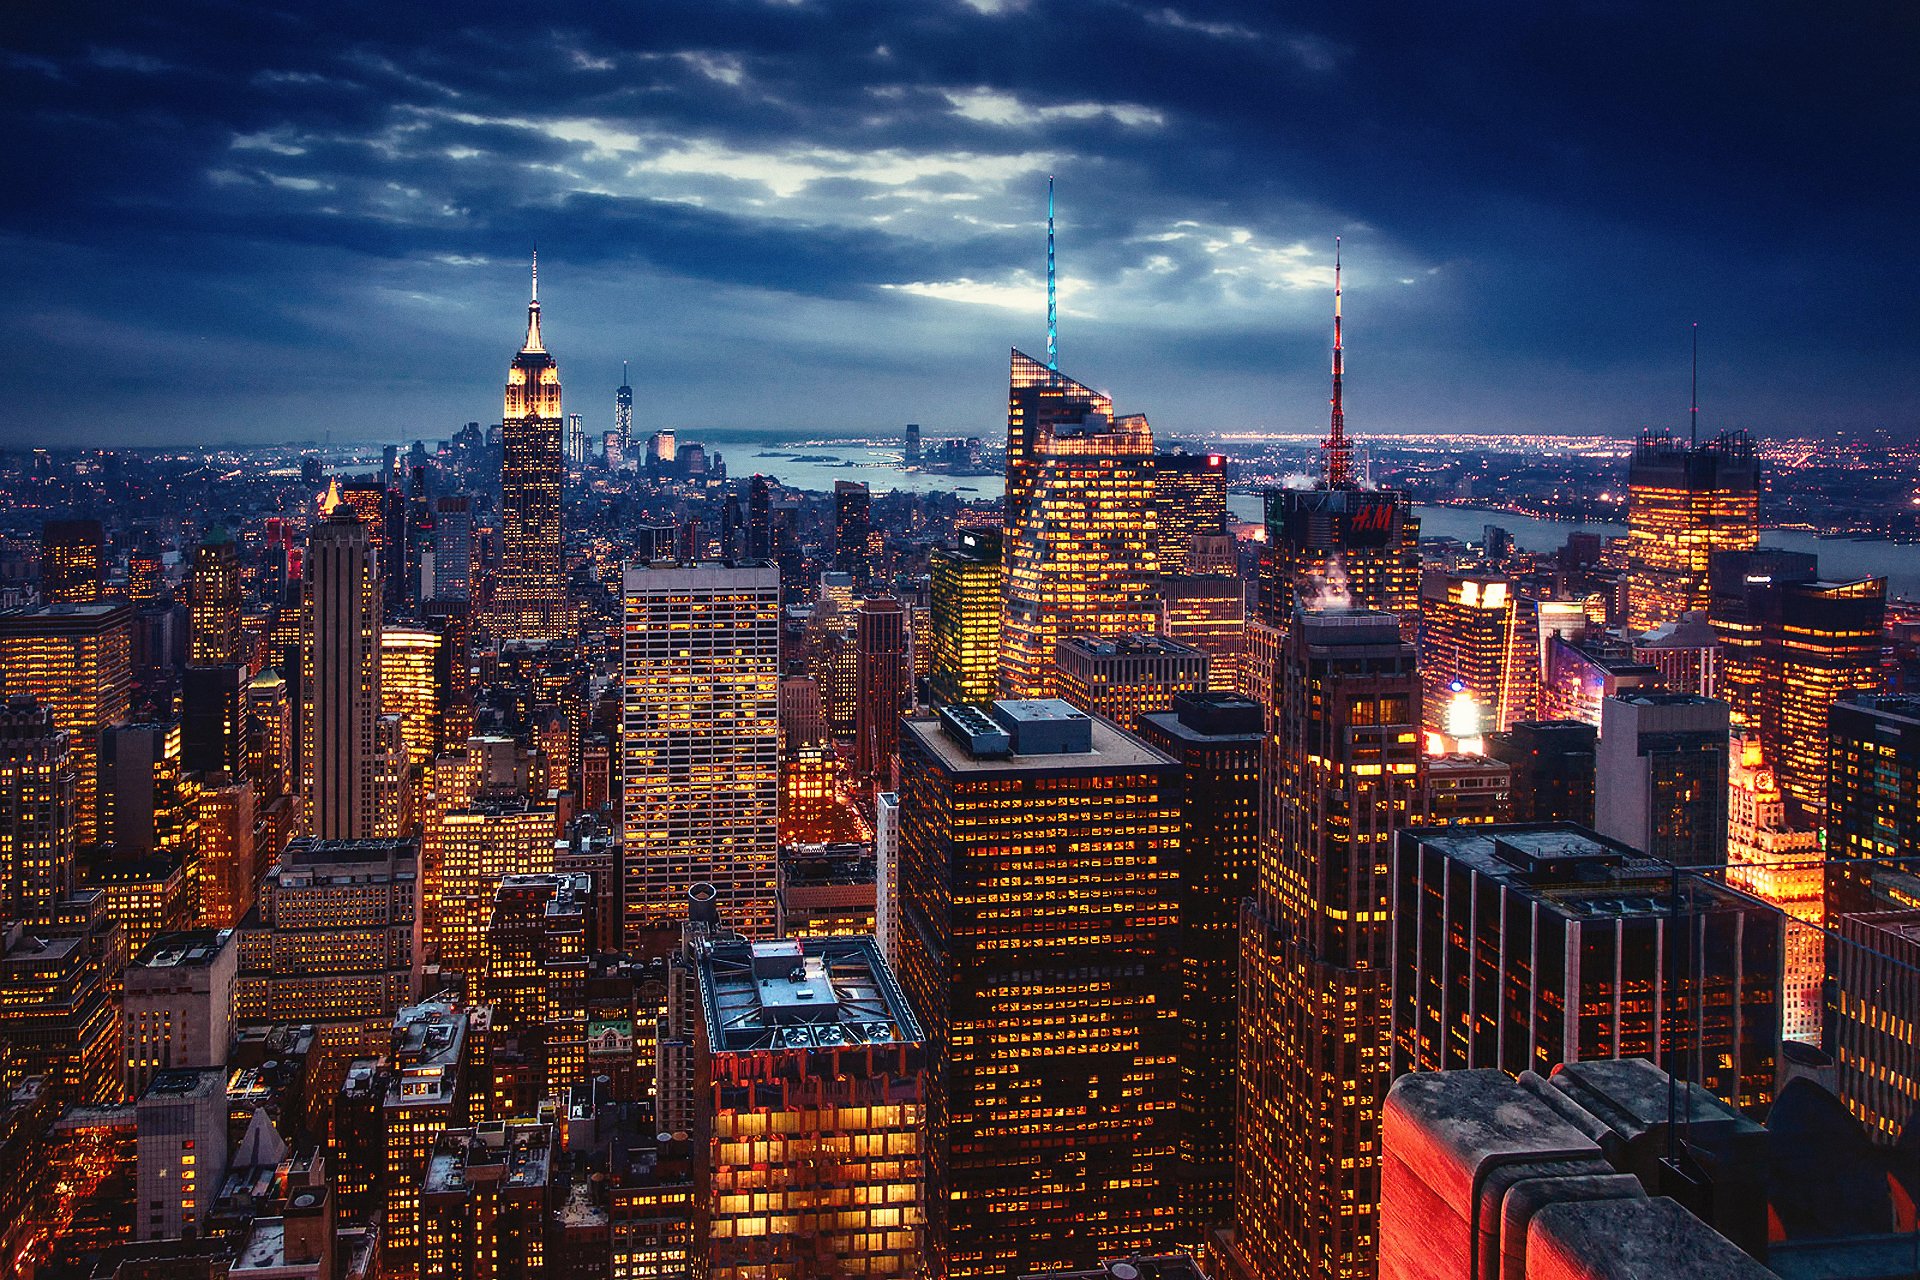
[1046,175,1057,372]
[1322,236,1354,488]
[622,359,630,389]
[523,248,545,353]
[320,476,343,516]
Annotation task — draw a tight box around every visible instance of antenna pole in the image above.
[1323,236,1353,488]
[1690,322,1699,448]
[1046,176,1057,371]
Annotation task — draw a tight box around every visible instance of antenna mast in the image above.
[1690,322,1699,448]
[1322,237,1355,488]
[1046,176,1058,371]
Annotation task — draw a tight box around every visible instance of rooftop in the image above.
[1403,823,1760,920]
[909,706,1172,774]
[422,1121,554,1197]
[1057,633,1205,659]
[697,935,923,1055]
[143,1066,228,1102]
[133,929,232,970]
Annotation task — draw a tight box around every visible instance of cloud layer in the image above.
[2,1,1916,446]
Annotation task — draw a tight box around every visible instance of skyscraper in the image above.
[0,601,132,844]
[1835,910,1920,1143]
[1418,574,1532,743]
[928,527,1002,708]
[40,520,104,605]
[498,254,566,641]
[302,498,383,841]
[1255,247,1420,642]
[1708,547,1817,734]
[1222,609,1420,1280]
[1156,572,1246,695]
[1392,825,1782,1113]
[747,474,772,561]
[616,360,634,453]
[691,934,927,1278]
[0,697,77,917]
[1826,694,1920,920]
[898,701,1183,1276]
[1002,354,1160,698]
[0,895,125,1114]
[380,624,445,768]
[180,663,248,778]
[422,796,558,976]
[1153,452,1229,573]
[854,595,907,783]
[1770,577,1884,816]
[834,480,873,585]
[100,721,197,862]
[1053,633,1210,730]
[1626,429,1759,635]
[1725,737,1823,1046]
[1136,692,1263,1249]
[1484,719,1597,825]
[236,837,420,1067]
[621,563,780,947]
[1594,691,1730,865]
[429,495,473,602]
[187,529,241,667]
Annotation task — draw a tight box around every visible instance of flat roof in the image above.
[697,935,923,1055]
[144,1067,227,1100]
[1404,824,1757,921]
[903,711,1172,775]
[134,929,231,969]
[1057,633,1205,658]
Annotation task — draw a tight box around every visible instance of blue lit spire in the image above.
[1046,175,1057,371]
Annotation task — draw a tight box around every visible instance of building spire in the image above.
[522,248,545,353]
[622,359,629,388]
[1046,175,1058,372]
[1322,236,1354,488]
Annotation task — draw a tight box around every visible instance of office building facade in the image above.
[621,563,780,946]
[303,502,384,841]
[898,701,1183,1276]
[1625,430,1759,635]
[1594,692,1730,865]
[1137,693,1263,1248]
[1391,824,1783,1112]
[928,527,1002,708]
[1223,609,1420,1280]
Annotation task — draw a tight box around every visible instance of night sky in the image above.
[4,2,1916,448]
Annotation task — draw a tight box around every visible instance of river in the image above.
[1227,494,1917,602]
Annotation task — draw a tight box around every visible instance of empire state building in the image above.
[497,253,566,640]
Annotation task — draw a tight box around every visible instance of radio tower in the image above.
[1322,237,1355,489]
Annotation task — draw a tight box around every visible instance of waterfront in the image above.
[1226,495,1918,602]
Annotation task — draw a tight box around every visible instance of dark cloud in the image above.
[1,0,1915,446]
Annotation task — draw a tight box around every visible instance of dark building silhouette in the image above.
[1485,719,1597,825]
[1827,694,1920,920]
[854,596,908,783]
[833,480,872,585]
[1595,692,1730,865]
[40,519,104,605]
[1137,693,1262,1246]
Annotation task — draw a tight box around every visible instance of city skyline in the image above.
[4,3,1917,447]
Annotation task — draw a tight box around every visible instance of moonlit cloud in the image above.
[0,0,1912,445]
